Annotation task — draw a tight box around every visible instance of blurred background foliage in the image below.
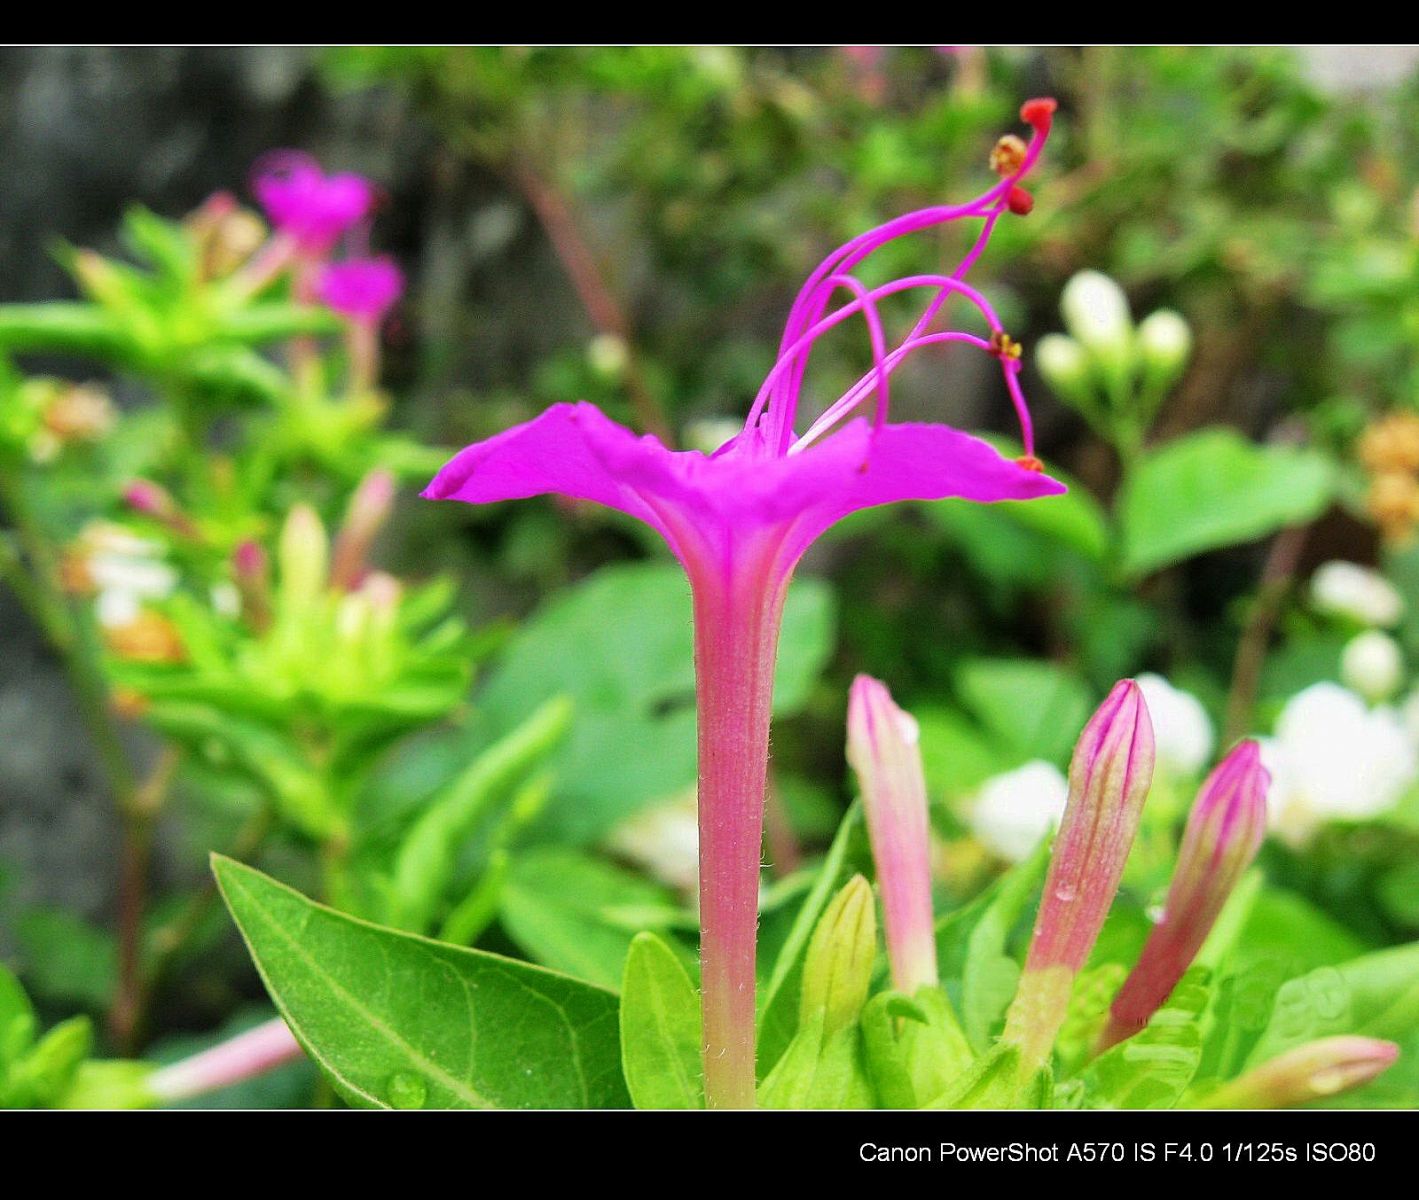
[3,45,1419,1103]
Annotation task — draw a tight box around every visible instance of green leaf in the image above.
[0,303,126,361]
[0,965,36,1067]
[954,657,1094,765]
[1246,941,1419,1068]
[952,844,1051,1051]
[619,933,702,1109]
[15,908,117,1011]
[500,848,685,990]
[861,987,974,1109]
[757,803,866,1076]
[1075,968,1211,1109]
[1117,429,1336,577]
[212,855,629,1109]
[386,696,571,933]
[477,562,835,841]
[924,1042,1050,1109]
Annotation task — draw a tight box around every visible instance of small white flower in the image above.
[1310,561,1403,628]
[1136,672,1214,776]
[1263,682,1418,846]
[1060,270,1133,357]
[78,523,178,629]
[1341,631,1405,702]
[969,760,1069,863]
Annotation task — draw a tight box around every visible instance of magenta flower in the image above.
[318,258,405,325]
[252,151,375,257]
[847,676,938,995]
[1100,740,1268,1051]
[426,99,1063,1108]
[1003,680,1155,1072]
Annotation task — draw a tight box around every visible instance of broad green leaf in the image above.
[956,844,1051,1050]
[924,1042,1051,1109]
[1117,428,1336,577]
[861,987,974,1109]
[757,803,866,1076]
[1075,968,1211,1109]
[213,856,629,1109]
[15,908,117,1011]
[477,562,835,842]
[954,658,1094,766]
[619,933,702,1109]
[1246,941,1419,1068]
[387,696,571,933]
[500,848,686,990]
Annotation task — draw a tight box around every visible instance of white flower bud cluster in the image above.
[1036,270,1192,450]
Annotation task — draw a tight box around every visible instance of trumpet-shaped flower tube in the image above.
[1100,740,1268,1051]
[426,100,1065,1108]
[1003,680,1155,1072]
[847,676,937,995]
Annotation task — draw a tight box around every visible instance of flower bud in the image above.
[232,539,272,632]
[1060,270,1133,360]
[1341,630,1404,702]
[1003,680,1155,1070]
[278,504,329,606]
[1205,1037,1399,1108]
[800,875,877,1037]
[1100,740,1268,1050]
[330,470,396,591]
[1035,333,1092,406]
[847,676,937,994]
[1137,308,1192,388]
[1310,560,1403,628]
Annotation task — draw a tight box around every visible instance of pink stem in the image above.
[688,547,791,1109]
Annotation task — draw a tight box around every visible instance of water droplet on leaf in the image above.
[386,1072,427,1109]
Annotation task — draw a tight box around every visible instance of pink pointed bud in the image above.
[148,1017,304,1103]
[123,479,200,540]
[330,470,396,591]
[1206,1037,1399,1109]
[1003,679,1155,1070]
[232,539,272,633]
[1100,740,1268,1051]
[846,675,938,995]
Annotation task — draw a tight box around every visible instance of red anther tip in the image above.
[1007,185,1035,215]
[1021,97,1057,130]
[1015,454,1044,473]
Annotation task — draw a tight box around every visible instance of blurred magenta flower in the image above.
[251,151,375,257]
[318,257,404,325]
[1003,679,1155,1072]
[847,676,937,995]
[426,99,1062,1107]
[1100,740,1268,1050]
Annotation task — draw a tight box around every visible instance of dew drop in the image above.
[386,1072,428,1110]
[1053,882,1078,904]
